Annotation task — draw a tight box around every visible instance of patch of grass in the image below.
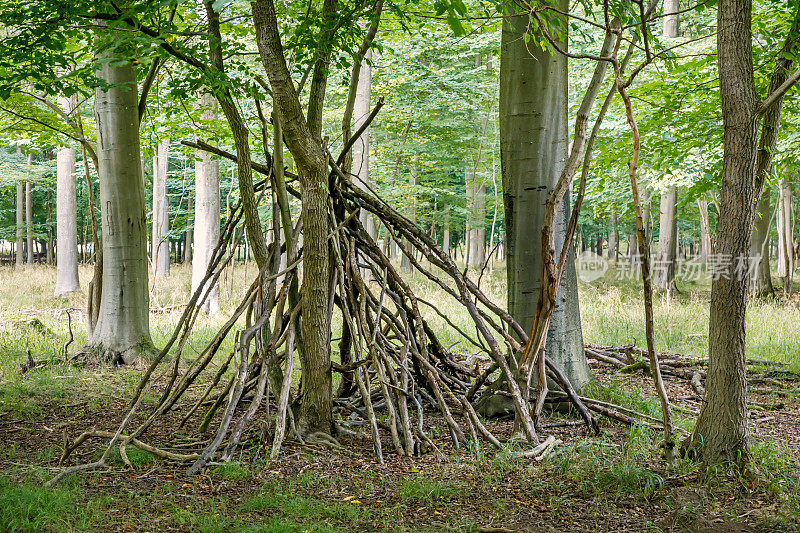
[212,461,251,481]
[0,477,102,532]
[241,479,371,529]
[398,477,463,504]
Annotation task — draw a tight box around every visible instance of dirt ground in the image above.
[0,362,798,533]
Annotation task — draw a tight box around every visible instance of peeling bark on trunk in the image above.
[152,140,170,278]
[55,94,80,295]
[499,0,588,389]
[84,40,154,364]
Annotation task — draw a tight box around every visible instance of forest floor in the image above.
[0,263,799,532]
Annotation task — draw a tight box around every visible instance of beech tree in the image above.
[152,139,170,278]
[83,24,154,364]
[191,94,220,315]
[54,97,80,295]
[499,0,589,388]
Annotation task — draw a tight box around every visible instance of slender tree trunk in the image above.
[55,94,81,294]
[152,140,170,278]
[253,0,335,435]
[499,0,588,388]
[84,36,154,364]
[751,192,773,295]
[608,210,618,261]
[26,176,34,265]
[401,170,415,273]
[687,0,787,465]
[191,93,221,314]
[352,48,377,241]
[698,198,713,262]
[16,180,24,267]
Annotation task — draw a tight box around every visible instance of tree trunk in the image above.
[401,171,415,273]
[253,0,334,435]
[469,180,486,267]
[499,0,589,389]
[654,186,678,289]
[777,179,793,284]
[16,180,24,266]
[26,177,34,264]
[698,198,713,262]
[751,192,773,295]
[152,139,170,278]
[352,49,377,242]
[55,95,81,295]
[191,93,221,314]
[84,38,154,364]
[608,210,618,261]
[688,0,771,465]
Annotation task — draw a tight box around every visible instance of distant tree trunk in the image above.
[499,0,589,389]
[84,36,154,364]
[751,193,773,295]
[55,95,81,294]
[698,198,713,262]
[191,93,221,314]
[352,49,377,241]
[401,171,415,273]
[26,174,34,265]
[608,210,618,261]
[16,181,24,266]
[469,180,486,267]
[152,139,170,277]
[443,222,450,253]
[654,187,678,289]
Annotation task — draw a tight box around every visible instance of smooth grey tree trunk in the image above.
[191,97,221,314]
[353,49,377,241]
[750,193,773,295]
[608,210,618,261]
[85,44,154,364]
[499,0,589,389]
[26,167,34,265]
[654,186,678,288]
[16,180,24,266]
[54,98,81,294]
[152,139,170,277]
[400,172,415,273]
[777,179,793,278]
[698,198,713,262]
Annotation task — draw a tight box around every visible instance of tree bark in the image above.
[55,94,81,295]
[654,186,678,288]
[26,176,34,264]
[608,209,618,261]
[191,93,221,315]
[84,36,154,364]
[499,0,588,389]
[253,0,334,435]
[152,139,170,278]
[16,180,24,266]
[687,0,766,465]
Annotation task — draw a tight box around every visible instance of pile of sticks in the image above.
[49,134,601,484]
[585,343,794,414]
